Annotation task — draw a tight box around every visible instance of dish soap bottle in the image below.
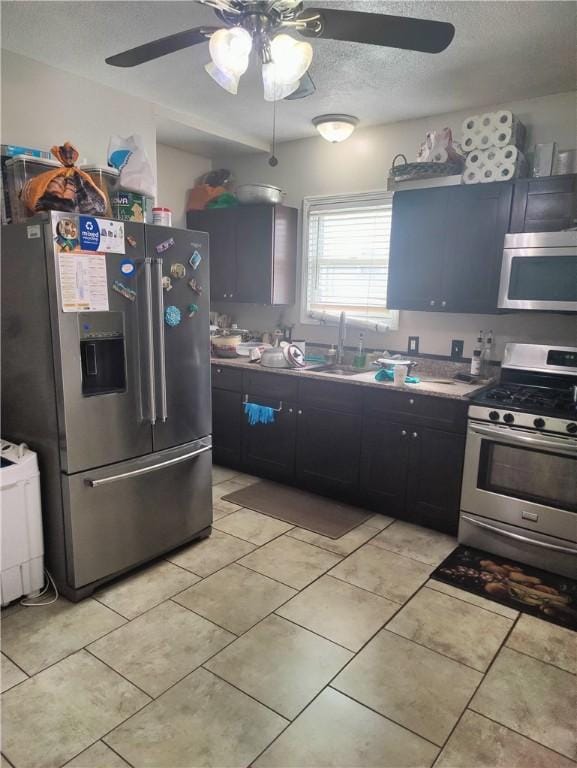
[470,332,483,377]
[353,333,366,369]
[480,329,493,379]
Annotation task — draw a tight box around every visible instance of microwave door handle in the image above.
[461,515,577,555]
[469,423,577,457]
[144,257,157,425]
[155,257,168,423]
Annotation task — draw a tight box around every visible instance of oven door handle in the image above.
[469,423,577,457]
[461,515,577,555]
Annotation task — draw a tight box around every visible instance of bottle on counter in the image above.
[326,346,337,365]
[353,333,366,369]
[470,332,483,376]
[480,329,493,379]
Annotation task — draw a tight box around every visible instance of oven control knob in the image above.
[488,411,500,421]
[567,422,577,434]
[533,418,545,429]
[503,413,515,424]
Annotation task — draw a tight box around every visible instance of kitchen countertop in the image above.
[211,357,491,401]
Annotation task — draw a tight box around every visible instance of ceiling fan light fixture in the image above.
[204,61,241,95]
[208,27,252,77]
[269,34,313,84]
[313,114,359,143]
[262,62,300,102]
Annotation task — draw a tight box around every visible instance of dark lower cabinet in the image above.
[212,388,242,467]
[360,417,410,520]
[241,400,297,481]
[296,406,361,499]
[361,417,463,534]
[406,427,465,535]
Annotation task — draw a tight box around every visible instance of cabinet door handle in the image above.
[288,408,293,413]
[401,430,407,436]
[223,294,228,298]
[430,300,435,306]
[412,432,418,438]
[216,368,222,374]
[441,300,447,307]
[409,398,415,405]
[230,293,233,298]
[297,409,303,415]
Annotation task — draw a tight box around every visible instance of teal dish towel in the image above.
[375,369,420,384]
[244,402,276,426]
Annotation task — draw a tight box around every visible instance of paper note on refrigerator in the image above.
[58,252,109,312]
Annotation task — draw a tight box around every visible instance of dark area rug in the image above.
[431,545,577,631]
[222,480,371,539]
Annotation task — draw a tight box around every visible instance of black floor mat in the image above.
[430,545,577,631]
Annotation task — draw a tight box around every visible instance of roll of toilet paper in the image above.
[480,165,498,183]
[485,147,503,164]
[462,134,478,152]
[479,113,495,131]
[493,110,514,129]
[477,131,493,149]
[496,162,517,180]
[463,168,481,184]
[462,115,481,135]
[493,127,514,148]
[466,150,485,168]
[500,145,518,163]
[430,147,448,163]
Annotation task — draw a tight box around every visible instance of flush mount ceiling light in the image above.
[313,114,359,143]
[106,0,455,103]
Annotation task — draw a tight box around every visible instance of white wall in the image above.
[214,90,577,359]
[156,144,211,229]
[1,51,211,218]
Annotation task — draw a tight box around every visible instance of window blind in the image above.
[303,192,397,327]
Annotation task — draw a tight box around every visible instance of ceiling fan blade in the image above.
[298,9,454,54]
[106,26,220,67]
[284,71,316,100]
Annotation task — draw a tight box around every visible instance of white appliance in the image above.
[1,440,44,605]
[498,231,577,311]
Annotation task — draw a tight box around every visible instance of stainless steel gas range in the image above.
[460,343,577,578]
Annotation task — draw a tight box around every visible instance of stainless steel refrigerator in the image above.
[1,212,212,600]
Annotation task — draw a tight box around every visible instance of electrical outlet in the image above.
[408,336,419,354]
[451,339,464,359]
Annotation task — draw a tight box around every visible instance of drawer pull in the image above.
[401,430,407,436]
[409,398,415,405]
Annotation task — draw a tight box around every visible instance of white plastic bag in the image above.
[108,134,156,198]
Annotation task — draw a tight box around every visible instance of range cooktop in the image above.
[473,382,577,419]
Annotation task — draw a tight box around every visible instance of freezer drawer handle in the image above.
[85,444,211,487]
[461,515,577,555]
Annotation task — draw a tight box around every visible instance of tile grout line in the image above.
[501,639,577,677]
[424,580,520,620]
[200,665,292,724]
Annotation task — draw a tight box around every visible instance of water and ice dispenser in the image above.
[79,312,127,396]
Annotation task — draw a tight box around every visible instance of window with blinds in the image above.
[302,191,398,328]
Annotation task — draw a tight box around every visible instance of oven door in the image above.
[461,420,577,542]
[498,246,577,311]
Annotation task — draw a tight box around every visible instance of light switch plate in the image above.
[451,339,464,359]
[408,336,419,354]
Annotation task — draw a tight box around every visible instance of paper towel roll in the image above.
[480,165,498,183]
[501,145,518,163]
[493,127,514,148]
[480,113,495,131]
[463,168,481,184]
[462,115,481,134]
[466,150,485,168]
[497,162,516,180]
[462,134,478,151]
[485,147,503,164]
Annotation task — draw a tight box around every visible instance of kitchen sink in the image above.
[306,364,363,377]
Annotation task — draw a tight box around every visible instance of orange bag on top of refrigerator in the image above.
[21,142,108,216]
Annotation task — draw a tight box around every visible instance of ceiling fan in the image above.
[106,0,455,101]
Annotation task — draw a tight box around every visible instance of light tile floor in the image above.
[1,466,576,768]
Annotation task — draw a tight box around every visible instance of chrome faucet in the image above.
[337,311,346,365]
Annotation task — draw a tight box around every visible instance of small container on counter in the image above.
[5,154,61,223]
[152,207,172,227]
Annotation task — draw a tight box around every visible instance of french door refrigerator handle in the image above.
[155,257,168,422]
[85,444,212,487]
[461,515,577,555]
[144,256,156,425]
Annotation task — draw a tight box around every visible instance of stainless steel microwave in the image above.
[498,231,577,311]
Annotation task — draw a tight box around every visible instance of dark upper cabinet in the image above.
[387,187,449,311]
[510,175,577,232]
[406,427,465,535]
[442,183,513,314]
[187,204,297,305]
[387,182,513,314]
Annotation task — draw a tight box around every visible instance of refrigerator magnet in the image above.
[120,258,135,277]
[112,281,136,302]
[188,279,202,295]
[170,262,186,280]
[126,235,137,248]
[187,303,199,317]
[189,250,202,270]
[162,276,172,292]
[164,305,181,327]
[156,237,175,254]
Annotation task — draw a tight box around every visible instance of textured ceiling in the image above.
[2,1,576,153]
